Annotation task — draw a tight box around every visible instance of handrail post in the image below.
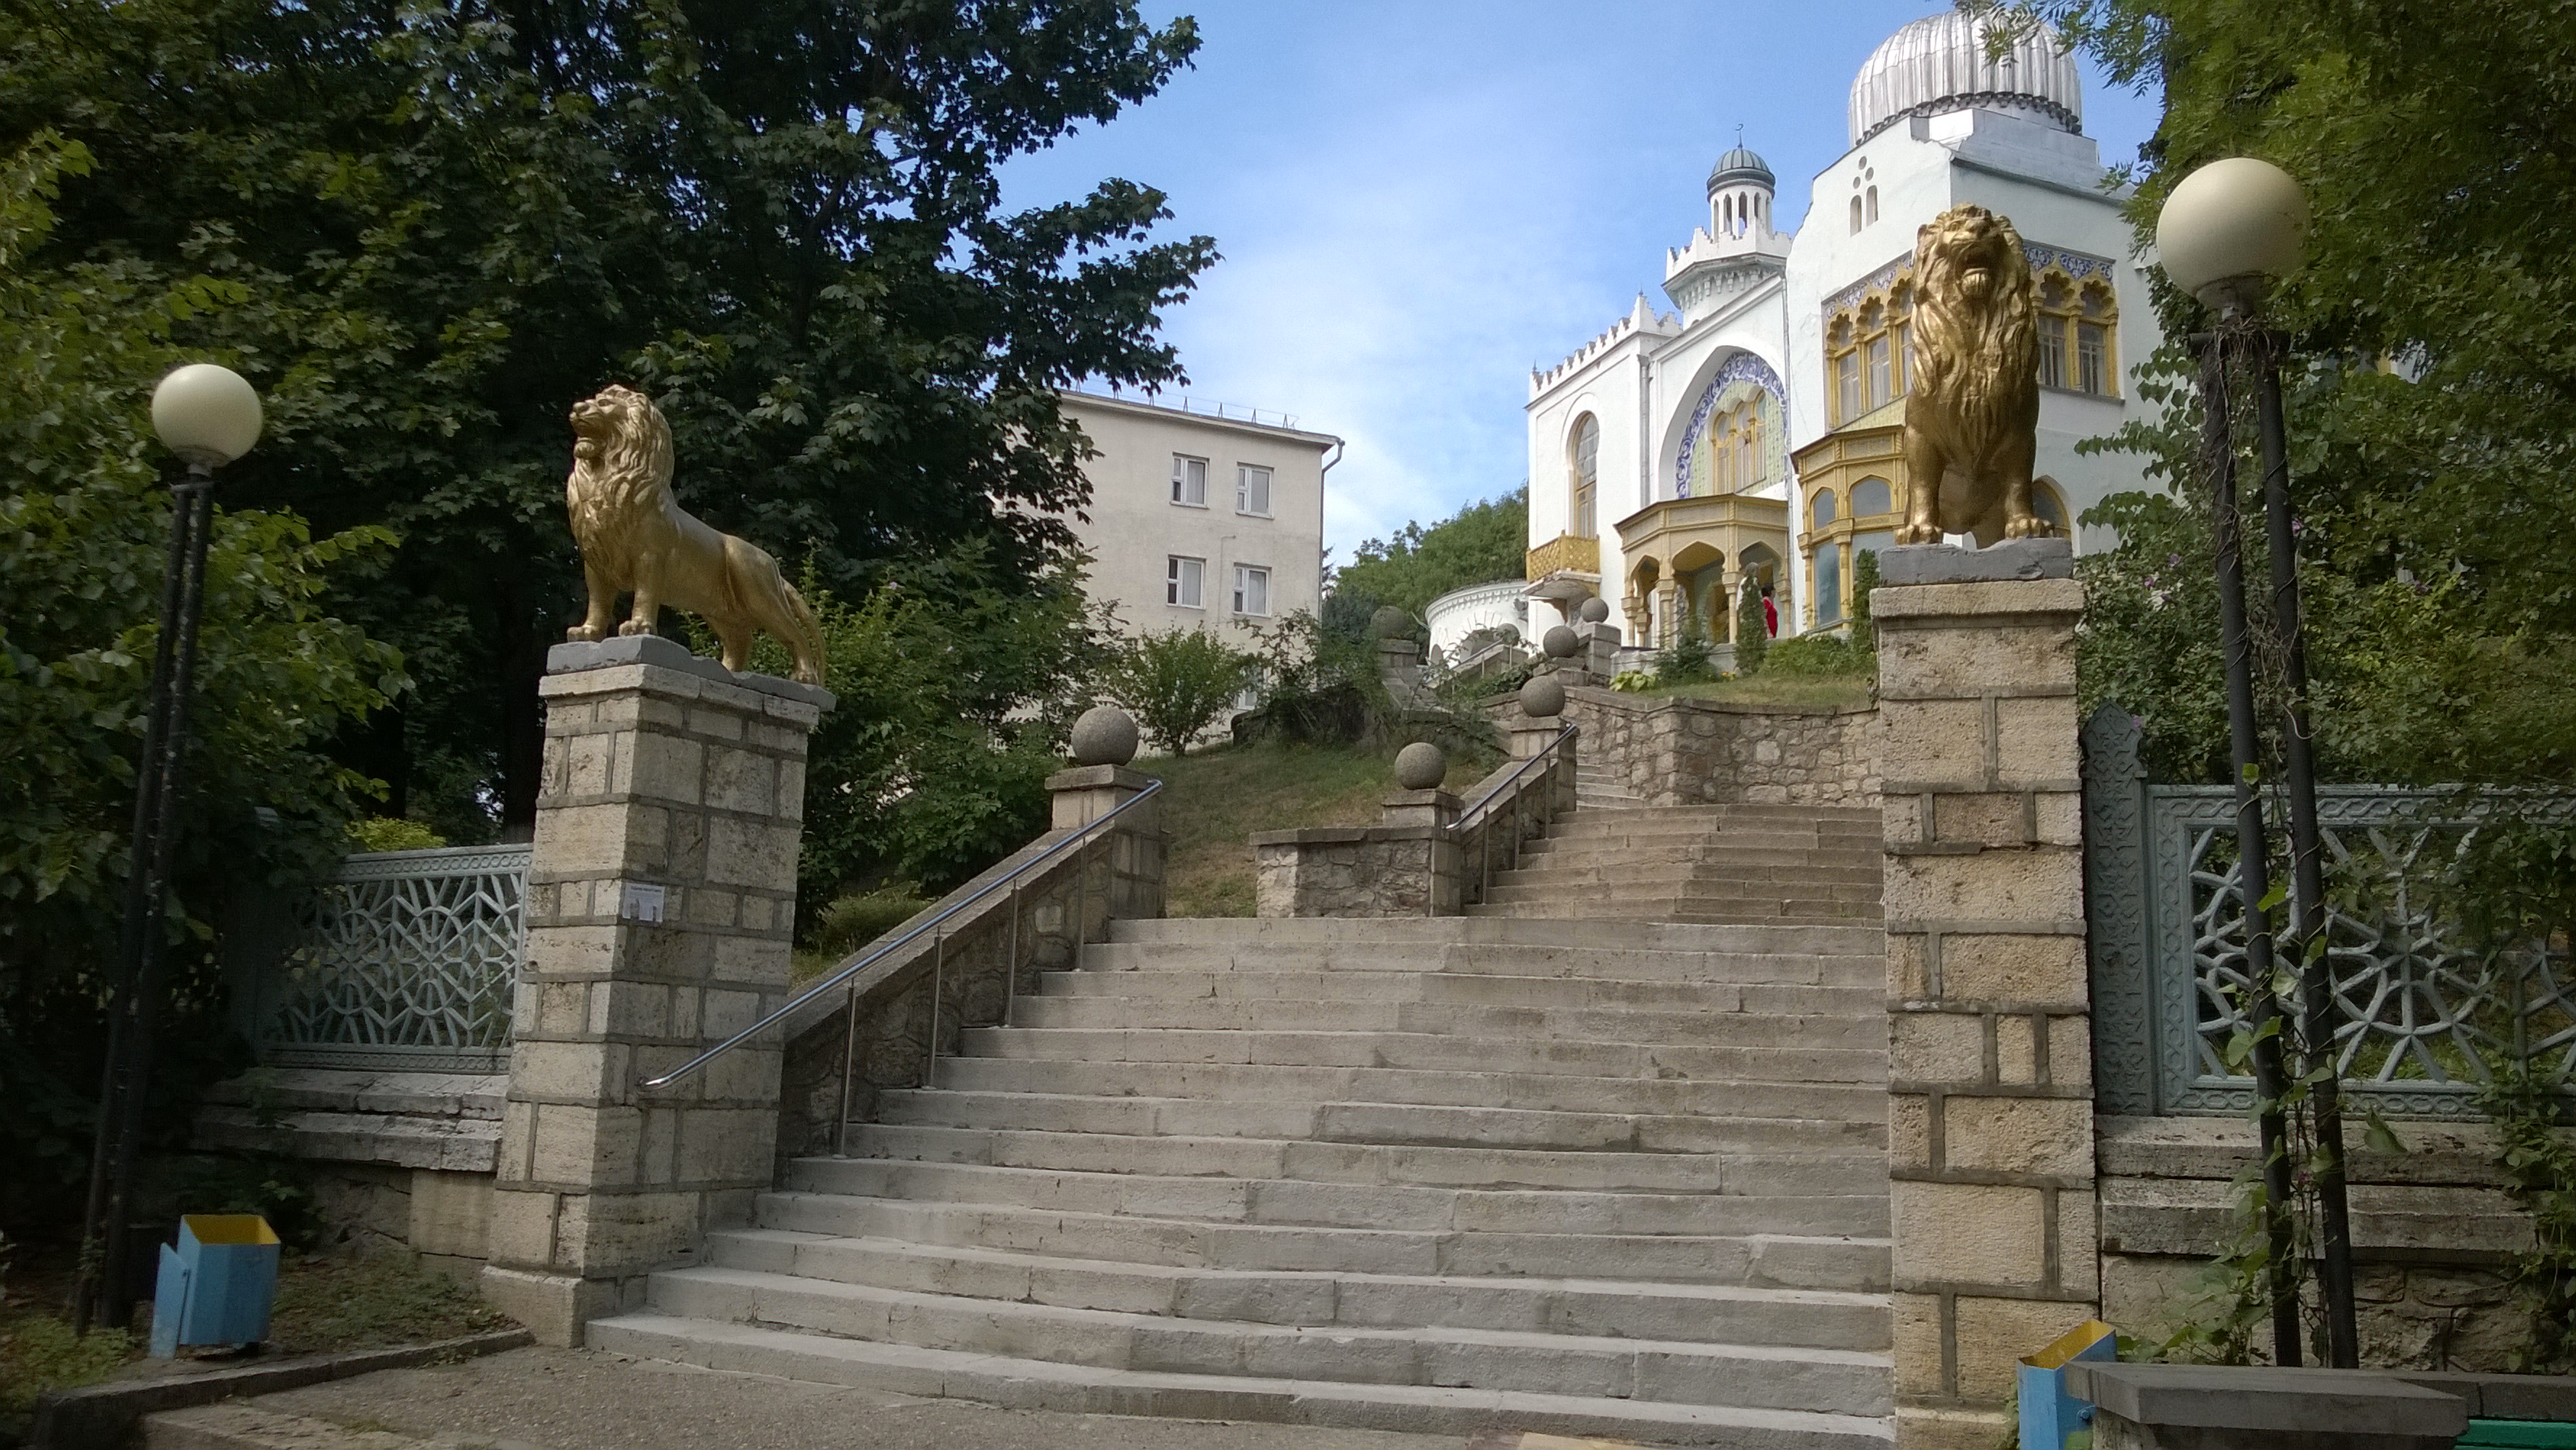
[1003,879,1022,1030]
[836,972,862,1158]
[926,927,945,1084]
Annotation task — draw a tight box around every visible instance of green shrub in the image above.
[347,817,446,853]
[1850,549,1881,658]
[809,886,938,962]
[1650,621,1720,688]
[1762,632,1870,677]
[1734,585,1770,675]
[1107,626,1256,756]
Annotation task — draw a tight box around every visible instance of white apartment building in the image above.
[1058,392,1340,647]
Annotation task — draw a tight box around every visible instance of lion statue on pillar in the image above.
[1895,204,2058,547]
[563,384,827,685]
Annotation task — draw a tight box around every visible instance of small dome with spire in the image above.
[1706,144,1775,196]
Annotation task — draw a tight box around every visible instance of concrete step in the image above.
[1036,969,1881,1017]
[1079,940,1885,986]
[639,1264,1892,1394]
[917,1059,1893,1122]
[1470,902,1886,927]
[1478,882,1884,908]
[1105,916,1882,956]
[587,1314,1896,1448]
[1002,997,1886,1047]
[779,1158,1894,1238]
[752,1192,1892,1288]
[840,1123,1891,1196]
[1486,862,1885,890]
[953,1024,1887,1084]
[706,1230,1891,1361]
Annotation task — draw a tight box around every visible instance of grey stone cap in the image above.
[1045,764,1154,793]
[1382,788,1461,810]
[2063,1363,2467,1436]
[1877,536,2073,585]
[2389,1370,2576,1421]
[548,634,835,712]
[1873,576,2084,620]
[1250,825,1440,847]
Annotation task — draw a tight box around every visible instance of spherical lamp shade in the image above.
[152,364,264,467]
[2155,158,2311,311]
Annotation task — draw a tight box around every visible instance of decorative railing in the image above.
[247,845,531,1073]
[2084,705,2575,1119]
[1525,533,1601,581]
[1445,724,1579,913]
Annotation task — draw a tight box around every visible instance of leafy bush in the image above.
[1650,621,1720,689]
[1105,626,1255,756]
[1237,610,1382,747]
[1849,548,1881,658]
[1762,631,1871,678]
[347,817,445,853]
[1734,584,1770,675]
[808,886,938,963]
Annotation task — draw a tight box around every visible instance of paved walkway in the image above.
[181,1346,1577,1450]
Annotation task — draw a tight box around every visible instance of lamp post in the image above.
[75,363,264,1333]
[2158,158,2360,1368]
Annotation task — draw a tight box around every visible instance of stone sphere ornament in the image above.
[1518,674,1566,719]
[1393,741,1447,791]
[1068,705,1140,766]
[1542,624,1580,660]
[1368,606,1412,641]
[1578,597,1611,624]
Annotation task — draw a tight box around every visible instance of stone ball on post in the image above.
[1367,606,1413,641]
[1393,741,1447,791]
[1068,704,1139,767]
[1542,624,1580,660]
[1578,597,1610,625]
[1518,674,1566,719]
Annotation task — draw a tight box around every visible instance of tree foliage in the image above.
[0,0,1215,835]
[1104,627,1253,757]
[1333,488,1529,626]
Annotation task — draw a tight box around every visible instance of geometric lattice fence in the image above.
[2084,703,2575,1119]
[242,845,529,1073]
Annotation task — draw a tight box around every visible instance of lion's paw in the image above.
[566,625,604,643]
[616,618,652,637]
[1895,524,1941,545]
[2005,515,2059,540]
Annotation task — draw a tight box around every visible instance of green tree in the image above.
[0,134,403,1218]
[1104,628,1253,757]
[1733,581,1769,676]
[1333,488,1529,624]
[0,0,1215,837]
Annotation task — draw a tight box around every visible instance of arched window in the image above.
[1570,414,1600,538]
[1865,186,1879,225]
[1852,477,1893,516]
[1815,546,1843,626]
[1812,489,1837,529]
[2034,481,2070,532]
[1849,196,1863,233]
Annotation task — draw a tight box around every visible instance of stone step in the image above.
[953,1025,1887,1085]
[779,1158,1894,1238]
[1002,997,1886,1047]
[1105,916,1882,956]
[1531,829,1873,855]
[917,1059,1892,1124]
[1036,969,1881,1017]
[841,1123,1891,1196]
[586,1314,1897,1448]
[1078,940,1884,985]
[1469,902,1885,927]
[707,1230,1892,1362]
[752,1192,1891,1288]
[1486,862,1885,889]
[1478,882,1884,908]
[1516,841,1882,864]
[639,1265,1893,1397]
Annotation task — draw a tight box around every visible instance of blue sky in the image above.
[997,1,2161,563]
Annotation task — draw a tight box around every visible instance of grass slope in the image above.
[1149,742,1487,918]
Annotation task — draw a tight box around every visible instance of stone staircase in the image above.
[1575,759,1645,811]
[589,911,1894,1446]
[1470,804,1884,927]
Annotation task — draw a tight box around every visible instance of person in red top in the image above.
[1760,588,1778,639]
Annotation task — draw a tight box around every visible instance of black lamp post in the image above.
[2159,157,2360,1368]
[75,363,265,1333]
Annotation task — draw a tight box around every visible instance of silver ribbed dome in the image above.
[1848,12,2082,146]
[1706,144,1775,195]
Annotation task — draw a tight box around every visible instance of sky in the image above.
[995,1,2163,564]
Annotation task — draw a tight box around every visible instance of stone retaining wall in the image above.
[1548,686,1878,807]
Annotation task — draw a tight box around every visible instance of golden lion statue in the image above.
[563,384,827,685]
[1896,204,2057,546]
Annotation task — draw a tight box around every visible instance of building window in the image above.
[1232,563,1269,616]
[1166,555,1204,608]
[1236,465,1271,516]
[1171,455,1207,507]
[2078,323,2108,396]
[1812,489,1838,529]
[1849,196,1863,233]
[2035,481,2071,532]
[1865,186,1879,225]
[1825,283,1911,426]
[1570,413,1600,538]
[2038,318,2066,390]
[2035,272,2120,397]
[1852,477,1893,517]
[1836,352,1862,423]
[1815,546,1843,626]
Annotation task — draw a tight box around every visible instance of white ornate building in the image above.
[1524,14,2162,650]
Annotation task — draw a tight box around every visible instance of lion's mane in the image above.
[1907,209,2037,447]
[566,384,673,561]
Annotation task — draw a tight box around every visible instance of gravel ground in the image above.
[247,1346,1485,1450]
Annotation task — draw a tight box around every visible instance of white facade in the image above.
[1525,15,2165,645]
[1058,392,1340,647]
[1423,579,1533,663]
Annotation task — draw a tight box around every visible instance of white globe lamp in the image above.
[151,363,265,468]
[2155,158,2311,314]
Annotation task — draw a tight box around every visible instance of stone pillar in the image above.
[1873,542,2094,1450]
[1046,763,1163,935]
[1380,787,1461,915]
[482,635,829,1346]
[1584,621,1622,679]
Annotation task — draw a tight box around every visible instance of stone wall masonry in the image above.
[482,650,827,1347]
[1875,572,2097,1450]
[1545,686,1878,807]
[2099,1116,2540,1372]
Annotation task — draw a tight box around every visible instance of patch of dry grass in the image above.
[1147,742,1487,917]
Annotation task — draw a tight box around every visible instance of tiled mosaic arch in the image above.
[1674,351,1787,499]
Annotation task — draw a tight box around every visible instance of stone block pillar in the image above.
[1046,764,1164,938]
[1873,544,2096,1450]
[482,636,829,1346]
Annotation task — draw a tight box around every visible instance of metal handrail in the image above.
[1450,723,1577,835]
[636,776,1163,1091]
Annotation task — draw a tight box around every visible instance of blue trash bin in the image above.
[149,1214,281,1357]
[2018,1317,2116,1450]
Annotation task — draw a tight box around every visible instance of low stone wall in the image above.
[1549,686,1878,807]
[1252,824,1453,917]
[194,1067,501,1280]
[2097,1116,2537,1370]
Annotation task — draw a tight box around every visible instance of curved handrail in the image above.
[1450,723,1577,835]
[636,776,1163,1091]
